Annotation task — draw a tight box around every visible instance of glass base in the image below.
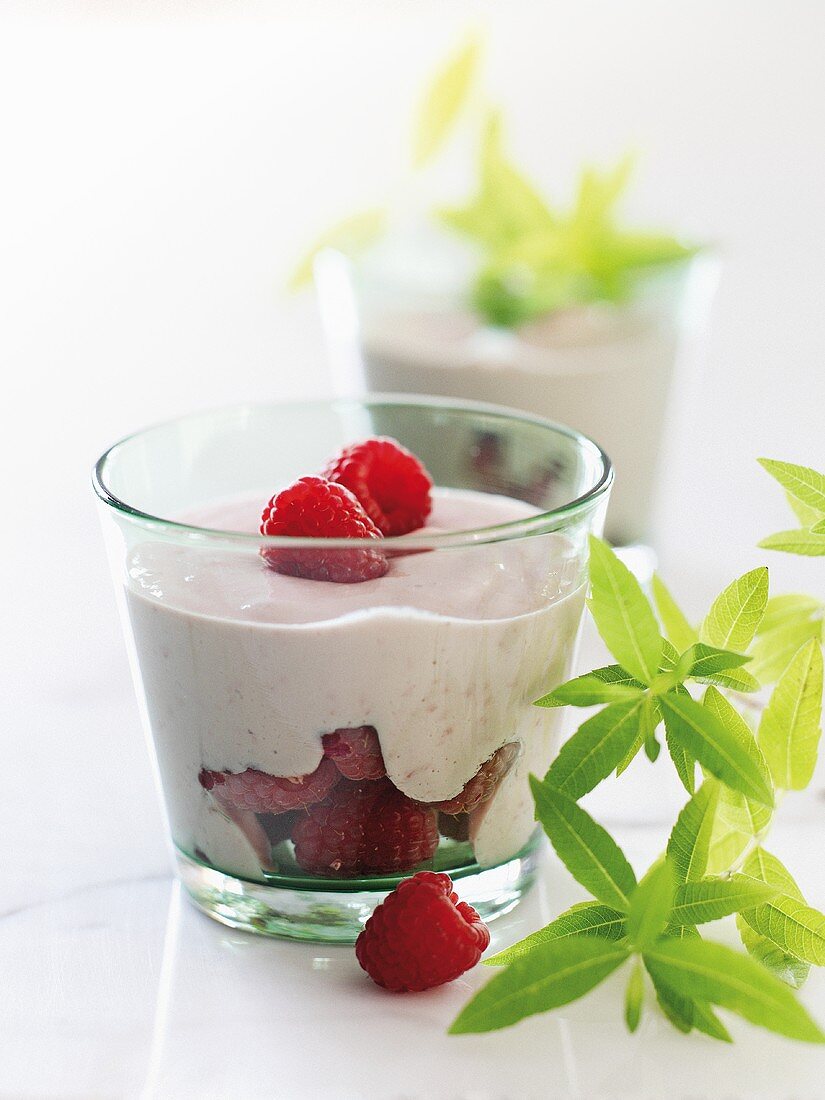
[175,836,541,943]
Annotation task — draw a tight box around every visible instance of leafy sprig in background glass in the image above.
[452,459,825,1043]
[291,36,697,326]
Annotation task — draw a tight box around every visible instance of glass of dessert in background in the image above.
[94,396,611,942]
[307,112,716,556]
[317,241,714,551]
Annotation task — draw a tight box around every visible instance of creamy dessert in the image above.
[125,486,585,885]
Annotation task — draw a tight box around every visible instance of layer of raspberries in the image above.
[199,731,518,878]
[260,436,433,582]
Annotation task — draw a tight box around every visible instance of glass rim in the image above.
[92,394,614,549]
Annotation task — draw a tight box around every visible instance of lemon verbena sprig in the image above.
[450,784,823,1042]
[540,537,824,986]
[451,522,824,1043]
[289,34,697,328]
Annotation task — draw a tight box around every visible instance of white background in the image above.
[1,4,824,1096]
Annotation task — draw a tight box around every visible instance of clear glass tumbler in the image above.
[94,396,611,942]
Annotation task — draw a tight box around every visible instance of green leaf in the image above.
[572,155,634,232]
[691,1001,735,1042]
[587,536,662,684]
[659,639,680,670]
[544,697,646,798]
[670,877,779,925]
[626,861,675,949]
[736,849,818,981]
[737,915,812,989]
[758,458,825,514]
[606,229,695,271]
[412,35,481,167]
[664,922,701,941]
[701,687,774,795]
[759,529,825,557]
[659,691,774,806]
[485,902,625,966]
[530,779,637,910]
[758,638,823,790]
[751,610,823,685]
[288,208,386,289]
[678,643,752,680]
[671,649,695,685]
[616,695,661,776]
[652,574,699,652]
[705,784,771,876]
[701,688,772,873]
[739,894,825,967]
[738,853,825,966]
[439,110,555,266]
[650,974,691,1033]
[667,781,721,884]
[812,517,825,535]
[693,666,761,693]
[535,672,644,708]
[742,847,805,900]
[788,493,825,528]
[591,664,647,687]
[615,734,643,776]
[479,112,556,237]
[642,937,825,1043]
[449,935,630,1034]
[644,728,662,762]
[700,567,769,652]
[649,970,733,1041]
[666,721,697,795]
[625,959,644,1033]
[760,594,823,635]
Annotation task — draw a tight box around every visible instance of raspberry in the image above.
[291,779,438,876]
[260,476,388,583]
[431,742,519,814]
[438,812,470,842]
[198,757,339,813]
[322,437,433,536]
[355,871,490,992]
[322,725,386,781]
